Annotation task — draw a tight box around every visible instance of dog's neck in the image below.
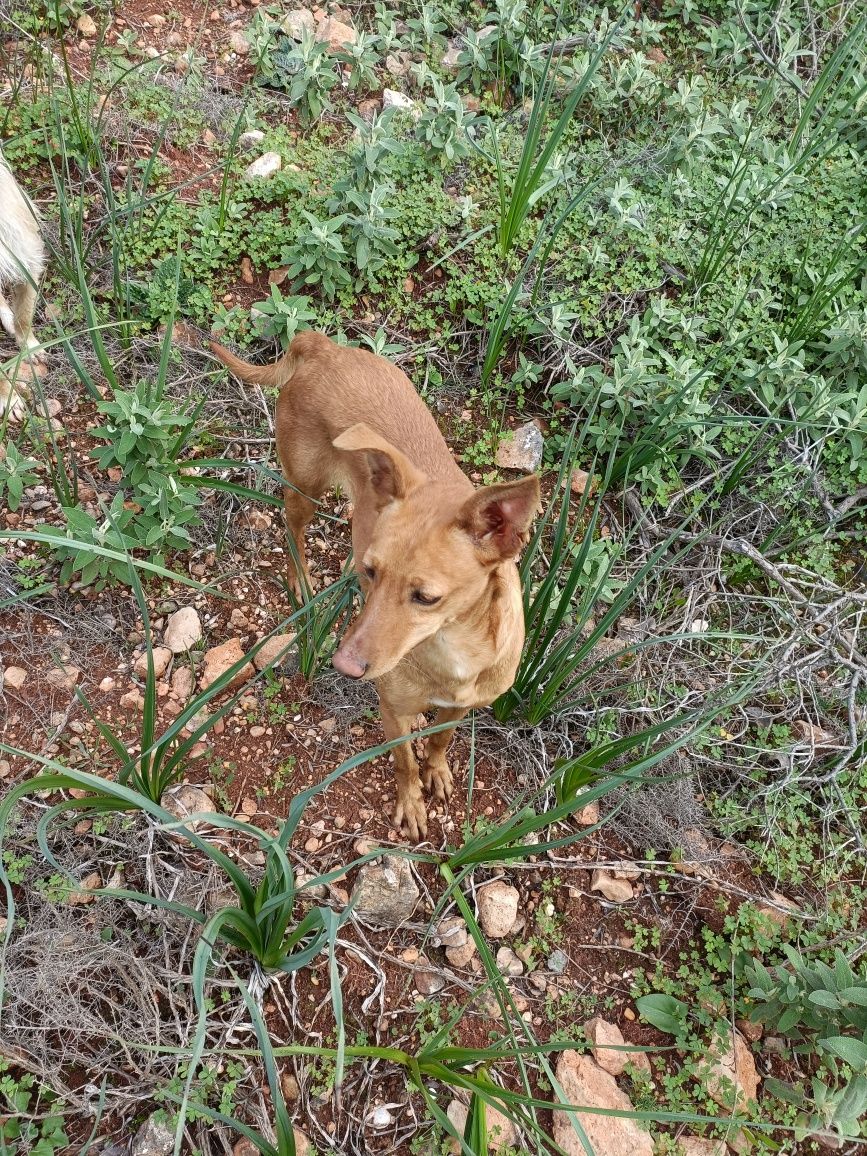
[413,563,523,702]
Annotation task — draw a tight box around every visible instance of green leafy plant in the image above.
[90,380,197,487]
[281,210,352,301]
[0,443,40,512]
[415,79,474,166]
[250,286,319,350]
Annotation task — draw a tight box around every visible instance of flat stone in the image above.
[316,15,356,51]
[584,1016,628,1076]
[200,638,255,692]
[553,1051,654,1156]
[161,783,217,836]
[171,666,194,700]
[253,633,296,671]
[134,646,172,679]
[495,422,544,472]
[697,1027,760,1110]
[496,946,524,976]
[447,1098,518,1152]
[281,9,315,38]
[245,152,282,180]
[164,607,202,653]
[132,1113,175,1156]
[3,666,27,689]
[477,880,520,937]
[678,1139,727,1156]
[590,869,634,903]
[351,855,419,926]
[46,664,81,693]
[445,940,477,968]
[238,129,266,148]
[415,955,446,995]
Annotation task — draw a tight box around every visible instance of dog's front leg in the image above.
[379,700,427,840]
[422,707,466,802]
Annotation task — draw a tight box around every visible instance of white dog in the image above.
[0,150,46,419]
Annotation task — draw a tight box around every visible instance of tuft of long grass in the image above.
[477,18,620,260]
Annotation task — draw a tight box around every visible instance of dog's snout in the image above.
[333,647,368,680]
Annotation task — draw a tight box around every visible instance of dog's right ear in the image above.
[333,423,426,508]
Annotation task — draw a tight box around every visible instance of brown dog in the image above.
[210,332,540,839]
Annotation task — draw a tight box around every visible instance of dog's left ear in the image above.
[458,475,541,561]
[334,423,426,508]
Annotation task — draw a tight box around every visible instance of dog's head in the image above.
[331,423,540,681]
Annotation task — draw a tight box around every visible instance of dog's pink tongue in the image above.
[332,648,367,679]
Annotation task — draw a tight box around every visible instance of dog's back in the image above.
[0,155,45,289]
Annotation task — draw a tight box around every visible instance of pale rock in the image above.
[433,915,468,948]
[67,871,101,905]
[371,1106,393,1128]
[678,1139,727,1156]
[200,638,255,692]
[281,8,316,39]
[46,664,81,692]
[570,467,594,495]
[496,945,523,976]
[171,666,194,700]
[164,607,202,653]
[132,1113,175,1156]
[576,799,599,826]
[351,854,419,925]
[3,666,26,689]
[477,880,519,937]
[238,129,266,148]
[445,939,477,968]
[99,676,115,692]
[415,955,446,995]
[161,783,217,835]
[245,152,282,180]
[590,869,634,903]
[120,689,145,711]
[754,891,801,929]
[253,633,296,671]
[584,1016,628,1076]
[229,31,249,54]
[385,51,410,77]
[495,421,544,472]
[547,948,568,974]
[441,43,461,70]
[447,1098,518,1152]
[553,1051,654,1156]
[382,89,419,116]
[697,1027,760,1111]
[134,646,172,679]
[76,12,97,36]
[317,16,356,51]
[281,1072,300,1100]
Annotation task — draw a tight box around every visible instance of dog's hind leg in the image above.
[0,292,15,340]
[10,281,42,358]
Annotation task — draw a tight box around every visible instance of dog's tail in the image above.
[209,340,299,389]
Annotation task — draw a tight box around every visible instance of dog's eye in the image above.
[412,591,441,606]
[363,564,376,581]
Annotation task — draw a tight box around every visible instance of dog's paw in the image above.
[393,788,428,842]
[0,383,27,422]
[422,760,453,802]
